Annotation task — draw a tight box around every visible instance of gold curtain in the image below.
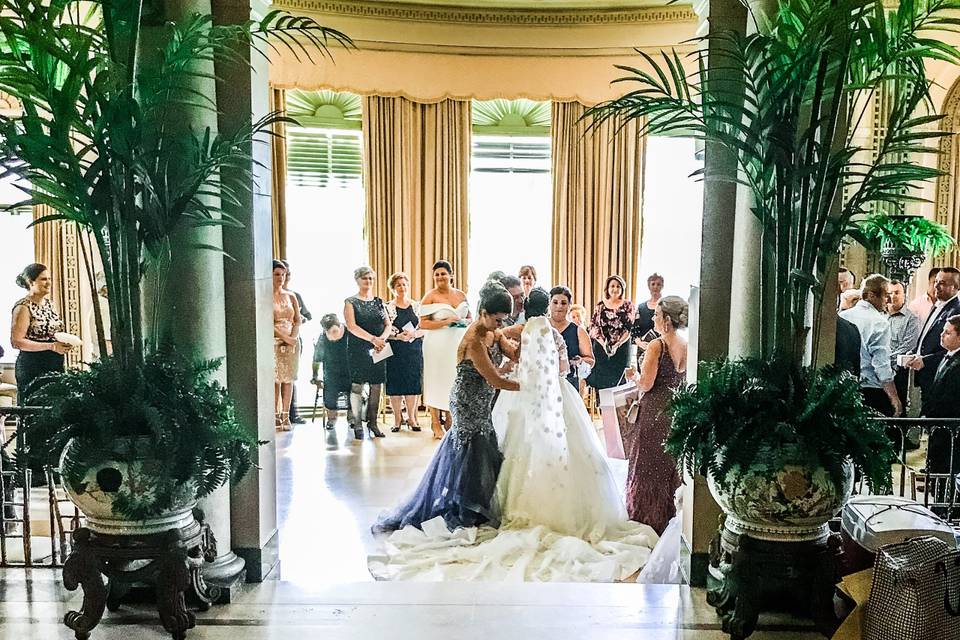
[550,101,645,308]
[270,87,287,260]
[362,96,471,298]
[32,206,83,367]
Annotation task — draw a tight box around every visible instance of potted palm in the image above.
[588,0,959,541]
[855,213,956,282]
[0,2,349,532]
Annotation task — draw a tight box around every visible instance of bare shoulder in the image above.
[420,289,439,305]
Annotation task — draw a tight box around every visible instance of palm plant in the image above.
[588,0,960,365]
[0,0,350,368]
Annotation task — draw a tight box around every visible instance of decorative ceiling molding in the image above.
[275,1,696,25]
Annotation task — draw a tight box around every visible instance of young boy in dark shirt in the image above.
[312,314,352,429]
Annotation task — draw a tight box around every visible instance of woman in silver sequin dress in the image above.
[374,282,519,533]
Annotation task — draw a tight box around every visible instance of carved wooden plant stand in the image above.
[706,524,841,640]
[62,508,219,640]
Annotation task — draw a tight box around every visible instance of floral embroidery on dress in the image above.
[588,300,635,346]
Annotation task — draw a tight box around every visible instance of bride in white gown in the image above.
[369,300,658,582]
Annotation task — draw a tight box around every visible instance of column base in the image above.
[201,551,246,603]
[234,529,280,583]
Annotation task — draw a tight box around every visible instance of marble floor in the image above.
[0,414,823,639]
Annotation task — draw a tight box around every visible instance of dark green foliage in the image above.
[587,0,960,365]
[855,213,956,256]
[24,351,261,518]
[665,358,896,494]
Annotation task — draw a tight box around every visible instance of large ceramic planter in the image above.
[707,445,854,542]
[60,437,196,535]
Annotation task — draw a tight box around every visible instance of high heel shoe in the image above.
[280,412,291,431]
[407,419,421,432]
[275,413,282,429]
[390,423,402,433]
[367,423,385,438]
[352,424,364,440]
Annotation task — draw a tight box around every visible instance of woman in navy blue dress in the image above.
[385,272,424,432]
[374,282,519,532]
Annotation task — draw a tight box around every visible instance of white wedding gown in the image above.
[368,317,658,582]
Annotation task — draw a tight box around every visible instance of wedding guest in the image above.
[281,260,311,425]
[586,275,636,390]
[570,303,589,330]
[624,296,688,534]
[920,314,960,476]
[908,267,940,322]
[344,266,391,440]
[835,315,862,378]
[385,272,423,433]
[907,267,960,403]
[10,263,70,403]
[518,265,537,298]
[312,314,352,430]
[887,280,920,410]
[273,260,301,430]
[549,286,595,389]
[838,267,856,293]
[420,260,470,439]
[634,273,664,339]
[499,274,524,326]
[840,274,902,417]
[839,288,861,311]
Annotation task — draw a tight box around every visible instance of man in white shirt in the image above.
[840,274,902,417]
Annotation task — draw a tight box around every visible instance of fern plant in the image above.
[665,358,896,494]
[23,351,260,519]
[855,213,956,256]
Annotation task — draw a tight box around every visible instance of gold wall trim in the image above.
[275,1,696,25]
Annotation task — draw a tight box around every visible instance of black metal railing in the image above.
[0,406,81,568]
[868,417,960,526]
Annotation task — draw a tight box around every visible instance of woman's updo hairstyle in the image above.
[433,260,453,274]
[523,287,550,318]
[658,295,689,330]
[16,263,47,290]
[478,280,512,316]
[549,285,572,303]
[353,266,375,281]
[272,259,286,272]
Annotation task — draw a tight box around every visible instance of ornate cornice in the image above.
[274,1,696,25]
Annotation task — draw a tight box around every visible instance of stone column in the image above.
[142,0,246,595]
[682,0,747,587]
[212,0,279,582]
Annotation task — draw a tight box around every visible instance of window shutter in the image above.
[286,127,363,188]
[472,135,550,174]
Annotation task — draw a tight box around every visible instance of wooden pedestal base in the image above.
[62,508,218,640]
[706,525,841,639]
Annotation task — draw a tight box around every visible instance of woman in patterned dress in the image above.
[585,275,636,390]
[273,260,301,430]
[10,263,70,404]
[374,281,518,532]
[344,266,392,440]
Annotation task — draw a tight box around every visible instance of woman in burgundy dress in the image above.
[624,296,688,535]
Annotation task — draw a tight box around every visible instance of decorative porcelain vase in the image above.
[60,437,196,535]
[707,445,854,542]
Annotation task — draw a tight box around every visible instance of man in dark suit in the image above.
[920,314,960,476]
[907,267,960,403]
[835,315,861,378]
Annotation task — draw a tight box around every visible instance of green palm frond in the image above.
[0,0,352,367]
[587,0,960,364]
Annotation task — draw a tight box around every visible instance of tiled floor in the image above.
[0,414,823,639]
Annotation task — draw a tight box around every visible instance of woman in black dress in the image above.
[385,272,424,432]
[10,263,71,404]
[344,266,392,440]
[547,286,595,389]
[633,273,664,352]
